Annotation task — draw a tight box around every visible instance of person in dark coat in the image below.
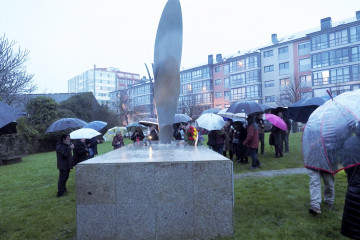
[73,139,89,165]
[56,134,74,197]
[271,124,284,158]
[112,132,125,149]
[243,116,261,169]
[341,165,360,240]
[148,125,159,141]
[233,121,248,164]
[85,137,99,158]
[279,112,291,153]
[131,128,145,143]
[223,120,234,160]
[207,130,217,150]
[256,114,265,155]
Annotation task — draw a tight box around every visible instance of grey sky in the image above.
[0,0,359,93]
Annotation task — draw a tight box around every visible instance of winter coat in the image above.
[224,126,234,151]
[243,124,259,149]
[207,131,217,147]
[149,129,159,141]
[215,130,226,146]
[85,137,99,155]
[131,131,145,142]
[112,135,125,149]
[271,126,283,146]
[341,165,360,240]
[73,141,89,164]
[56,142,73,170]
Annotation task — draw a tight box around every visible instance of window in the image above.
[229,59,245,72]
[329,48,349,65]
[353,65,360,81]
[224,78,230,88]
[278,46,289,60]
[264,80,275,87]
[351,46,360,62]
[230,73,245,86]
[264,65,274,73]
[311,34,328,51]
[231,87,246,101]
[329,29,348,47]
[215,79,222,85]
[298,41,310,56]
[330,66,350,84]
[312,52,329,69]
[279,62,289,75]
[192,69,202,80]
[215,66,221,72]
[264,50,273,58]
[202,93,212,103]
[313,70,330,86]
[224,91,230,101]
[280,78,290,86]
[192,81,202,93]
[300,75,312,82]
[215,92,222,98]
[246,70,260,84]
[223,64,230,74]
[246,85,261,98]
[299,58,311,72]
[350,25,360,43]
[265,95,275,102]
[245,55,258,69]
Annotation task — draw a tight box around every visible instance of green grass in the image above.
[0,135,349,239]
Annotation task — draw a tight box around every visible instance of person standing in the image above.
[233,121,248,164]
[243,116,261,170]
[56,134,74,197]
[223,120,234,160]
[131,128,145,143]
[271,121,284,158]
[279,112,291,153]
[307,168,335,215]
[112,131,125,149]
[256,114,265,155]
[73,139,90,164]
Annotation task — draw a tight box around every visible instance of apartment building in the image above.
[68,66,140,105]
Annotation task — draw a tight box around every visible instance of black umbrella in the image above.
[201,108,220,115]
[46,118,88,133]
[0,122,18,135]
[0,101,25,129]
[226,101,264,116]
[139,118,158,127]
[287,96,330,123]
[126,122,147,132]
[260,104,274,113]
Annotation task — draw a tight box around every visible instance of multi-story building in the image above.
[109,78,155,123]
[68,66,141,105]
[212,54,230,109]
[309,15,360,97]
[177,63,213,118]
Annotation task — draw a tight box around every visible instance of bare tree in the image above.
[0,35,36,104]
[276,77,312,107]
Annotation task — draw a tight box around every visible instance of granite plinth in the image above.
[76,143,234,240]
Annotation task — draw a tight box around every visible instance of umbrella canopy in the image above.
[265,114,287,131]
[287,96,330,123]
[103,126,128,141]
[173,114,192,123]
[226,101,264,116]
[0,122,18,135]
[0,101,24,129]
[218,108,247,120]
[46,118,88,133]
[201,108,220,115]
[126,122,147,132]
[260,104,274,113]
[139,118,158,127]
[196,113,226,131]
[83,121,107,131]
[302,90,360,173]
[70,128,101,139]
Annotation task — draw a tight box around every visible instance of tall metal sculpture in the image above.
[153,0,183,143]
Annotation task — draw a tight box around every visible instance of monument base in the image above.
[76,143,233,240]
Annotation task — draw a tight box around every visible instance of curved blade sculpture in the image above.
[153,0,183,143]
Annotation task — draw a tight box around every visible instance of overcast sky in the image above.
[1,0,359,93]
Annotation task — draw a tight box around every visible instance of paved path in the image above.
[234,168,307,179]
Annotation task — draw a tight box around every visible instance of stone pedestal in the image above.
[76,143,233,240]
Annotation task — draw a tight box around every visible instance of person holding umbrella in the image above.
[243,115,261,170]
[148,124,159,141]
[73,139,90,165]
[131,128,145,143]
[56,134,74,197]
[271,113,285,158]
[112,131,125,149]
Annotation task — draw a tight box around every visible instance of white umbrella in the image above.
[70,128,101,139]
[196,113,226,131]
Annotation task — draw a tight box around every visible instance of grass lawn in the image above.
[0,135,349,239]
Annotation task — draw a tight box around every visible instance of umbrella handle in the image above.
[326,90,334,101]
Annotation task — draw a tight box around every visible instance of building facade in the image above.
[68,66,141,105]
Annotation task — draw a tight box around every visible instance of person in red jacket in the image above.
[243,115,261,170]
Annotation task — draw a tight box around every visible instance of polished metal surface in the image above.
[153,0,183,143]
